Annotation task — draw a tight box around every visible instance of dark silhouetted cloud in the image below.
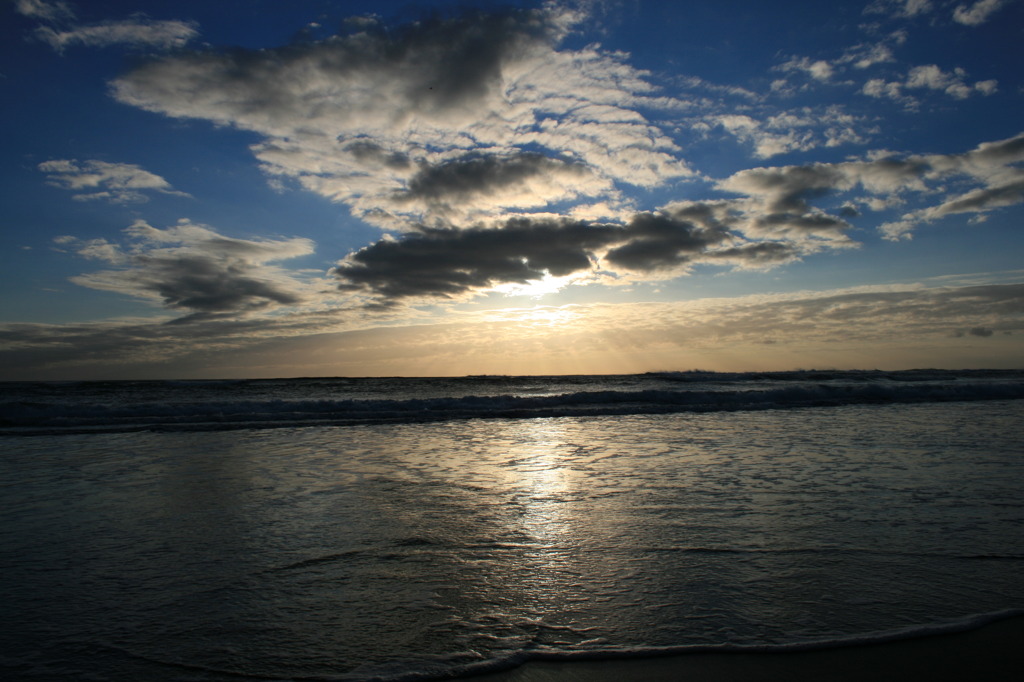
[56,220,315,321]
[334,218,620,301]
[334,204,806,304]
[603,212,729,271]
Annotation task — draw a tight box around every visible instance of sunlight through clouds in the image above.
[3,0,1023,377]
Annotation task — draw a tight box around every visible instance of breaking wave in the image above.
[2,370,1022,436]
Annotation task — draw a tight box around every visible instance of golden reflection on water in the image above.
[496,418,605,632]
[504,418,578,559]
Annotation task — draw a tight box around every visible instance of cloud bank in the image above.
[3,279,1021,379]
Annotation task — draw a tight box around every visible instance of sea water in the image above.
[1,371,1023,680]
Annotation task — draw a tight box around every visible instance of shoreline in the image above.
[468,614,1024,681]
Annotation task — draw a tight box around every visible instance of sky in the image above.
[1,0,1022,379]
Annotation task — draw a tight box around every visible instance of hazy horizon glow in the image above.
[2,0,1022,379]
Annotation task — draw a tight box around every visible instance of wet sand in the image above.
[471,615,1024,682]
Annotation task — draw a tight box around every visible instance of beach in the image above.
[474,614,1024,681]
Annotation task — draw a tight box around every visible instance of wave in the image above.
[2,372,1023,436]
[344,609,1024,681]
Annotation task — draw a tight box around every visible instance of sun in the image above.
[490,273,577,299]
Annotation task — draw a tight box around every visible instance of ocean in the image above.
[2,370,1023,680]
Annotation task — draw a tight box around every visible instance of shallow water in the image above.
[2,400,1023,680]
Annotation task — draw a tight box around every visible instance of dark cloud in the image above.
[62,221,314,322]
[716,135,1024,242]
[399,153,590,204]
[342,141,411,169]
[929,178,1024,217]
[964,133,1024,164]
[705,242,799,266]
[132,254,302,321]
[722,164,848,214]
[752,211,851,237]
[334,218,621,301]
[603,212,729,271]
[969,326,995,337]
[112,7,557,133]
[334,204,808,303]
[387,9,558,114]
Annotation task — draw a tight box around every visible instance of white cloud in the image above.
[776,57,835,82]
[38,159,189,203]
[16,1,198,53]
[35,17,198,52]
[14,0,74,21]
[709,108,869,159]
[974,79,998,95]
[862,77,904,99]
[906,64,971,98]
[953,0,1008,25]
[841,41,897,69]
[865,0,935,18]
[861,64,996,104]
[110,6,691,229]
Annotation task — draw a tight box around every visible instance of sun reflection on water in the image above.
[503,419,580,566]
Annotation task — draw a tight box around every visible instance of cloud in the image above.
[776,57,835,82]
[877,133,1024,238]
[330,131,1024,306]
[770,26,997,114]
[838,39,900,70]
[921,179,1024,218]
[56,220,316,321]
[602,209,733,271]
[16,1,198,53]
[334,218,621,302]
[34,16,199,52]
[716,164,861,244]
[953,0,1008,25]
[333,203,808,305]
[862,64,996,104]
[709,108,869,158]
[715,132,1024,242]
[392,152,609,222]
[771,31,908,87]
[110,5,691,228]
[14,0,74,21]
[38,159,189,203]
[865,0,935,18]
[3,279,1022,379]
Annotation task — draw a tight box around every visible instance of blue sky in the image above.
[1,0,1022,379]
